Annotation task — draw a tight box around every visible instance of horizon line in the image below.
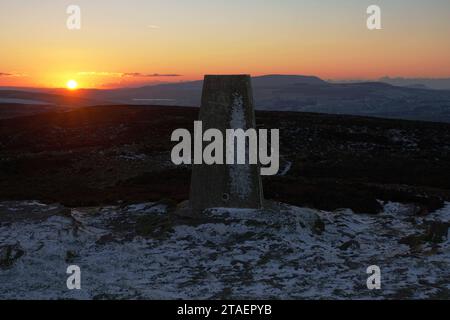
[2,74,450,91]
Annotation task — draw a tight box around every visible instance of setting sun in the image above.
[66,80,78,90]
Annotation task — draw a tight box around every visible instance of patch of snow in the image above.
[279,161,292,176]
[387,129,418,148]
[228,92,252,199]
[229,93,246,130]
[0,201,449,299]
[118,153,147,161]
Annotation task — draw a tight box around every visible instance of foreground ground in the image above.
[0,200,448,299]
[0,105,449,299]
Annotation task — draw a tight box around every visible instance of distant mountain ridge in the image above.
[250,74,326,86]
[0,89,108,107]
[2,74,450,123]
[379,77,450,90]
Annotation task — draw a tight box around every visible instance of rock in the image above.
[135,215,173,239]
[399,220,449,248]
[0,243,24,269]
[65,250,79,263]
[414,205,429,217]
[313,218,326,235]
[424,221,449,243]
[399,234,424,250]
[339,240,360,251]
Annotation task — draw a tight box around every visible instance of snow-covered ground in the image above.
[0,200,449,299]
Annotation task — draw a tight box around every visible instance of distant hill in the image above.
[78,75,450,123]
[2,75,450,123]
[251,74,326,86]
[379,77,450,90]
[0,89,109,107]
[0,89,112,118]
[53,75,327,106]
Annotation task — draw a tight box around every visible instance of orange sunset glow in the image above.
[1,0,450,89]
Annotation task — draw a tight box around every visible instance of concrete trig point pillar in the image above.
[190,75,264,212]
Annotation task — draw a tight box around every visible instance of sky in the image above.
[1,0,450,88]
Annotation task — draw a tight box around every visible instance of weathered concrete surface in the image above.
[190,75,263,212]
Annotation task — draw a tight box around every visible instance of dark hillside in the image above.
[1,105,449,213]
